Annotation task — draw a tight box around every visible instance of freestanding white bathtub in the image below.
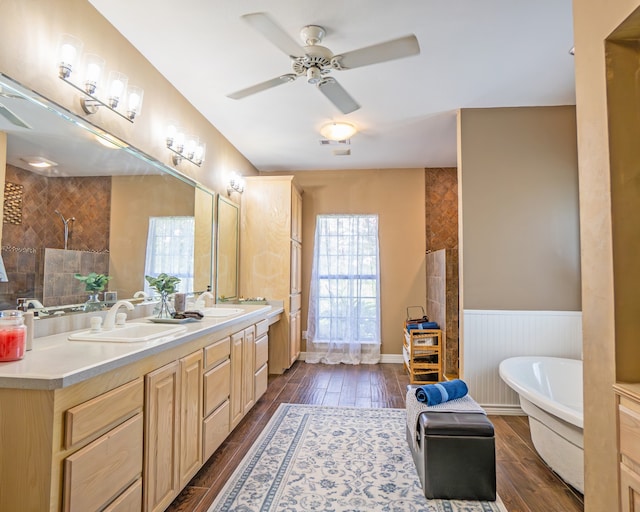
[499,356,583,493]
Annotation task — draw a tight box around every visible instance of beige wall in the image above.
[572,1,640,510]
[0,0,257,196]
[109,175,194,299]
[458,106,581,311]
[272,169,426,356]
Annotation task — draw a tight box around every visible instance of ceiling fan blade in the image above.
[317,78,360,114]
[242,12,306,58]
[0,103,31,129]
[227,74,297,100]
[336,35,420,70]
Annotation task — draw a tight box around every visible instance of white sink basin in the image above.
[69,323,187,343]
[201,307,245,318]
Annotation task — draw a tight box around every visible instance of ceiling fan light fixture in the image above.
[307,66,322,84]
[320,122,357,141]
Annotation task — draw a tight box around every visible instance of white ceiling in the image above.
[88,0,575,172]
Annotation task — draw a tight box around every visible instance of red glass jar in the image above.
[0,310,26,362]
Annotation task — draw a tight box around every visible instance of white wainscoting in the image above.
[463,309,582,413]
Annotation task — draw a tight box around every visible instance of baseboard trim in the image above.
[482,405,525,416]
[299,352,404,364]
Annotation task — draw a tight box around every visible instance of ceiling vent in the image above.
[333,148,351,156]
[319,139,351,145]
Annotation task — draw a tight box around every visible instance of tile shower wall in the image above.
[0,165,111,308]
[425,168,459,376]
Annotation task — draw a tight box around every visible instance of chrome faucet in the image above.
[103,300,134,330]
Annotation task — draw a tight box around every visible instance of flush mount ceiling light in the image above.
[20,157,58,169]
[320,122,357,142]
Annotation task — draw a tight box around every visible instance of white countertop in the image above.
[0,304,283,391]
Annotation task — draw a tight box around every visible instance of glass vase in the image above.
[83,293,102,312]
[155,291,174,319]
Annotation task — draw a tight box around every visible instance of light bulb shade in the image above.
[58,34,83,78]
[174,131,185,153]
[185,136,197,159]
[81,54,105,94]
[166,124,177,147]
[194,143,206,165]
[126,85,144,119]
[107,71,128,109]
[320,122,357,141]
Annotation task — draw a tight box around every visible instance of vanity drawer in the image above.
[255,334,268,370]
[204,358,231,417]
[255,364,268,401]
[63,413,143,512]
[203,400,230,460]
[64,378,143,449]
[103,478,142,512]
[204,336,231,370]
[256,319,269,338]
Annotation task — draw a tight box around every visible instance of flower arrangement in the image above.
[74,272,112,292]
[145,273,181,318]
[144,273,181,295]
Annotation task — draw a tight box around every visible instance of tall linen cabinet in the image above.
[240,176,303,374]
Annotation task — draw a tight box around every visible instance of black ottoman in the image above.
[407,411,496,501]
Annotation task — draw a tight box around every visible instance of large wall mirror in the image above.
[0,73,216,314]
[216,195,239,301]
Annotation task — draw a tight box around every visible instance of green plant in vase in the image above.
[145,273,181,319]
[74,272,112,312]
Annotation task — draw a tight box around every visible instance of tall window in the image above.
[144,216,195,295]
[306,214,381,365]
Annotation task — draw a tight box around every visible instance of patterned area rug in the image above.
[208,404,507,512]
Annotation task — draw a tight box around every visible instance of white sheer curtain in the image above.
[306,214,381,365]
[144,216,195,295]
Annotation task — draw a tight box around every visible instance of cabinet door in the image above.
[291,187,302,243]
[289,310,301,365]
[230,330,244,429]
[243,326,256,415]
[179,350,203,487]
[290,241,302,295]
[621,464,640,512]
[144,361,180,512]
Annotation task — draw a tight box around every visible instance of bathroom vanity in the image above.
[0,304,281,512]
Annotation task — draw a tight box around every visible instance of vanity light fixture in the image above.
[227,173,245,195]
[320,122,357,142]
[166,124,206,166]
[56,34,144,122]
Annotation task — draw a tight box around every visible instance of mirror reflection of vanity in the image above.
[0,73,229,315]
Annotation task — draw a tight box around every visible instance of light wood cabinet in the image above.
[0,311,273,511]
[616,385,640,512]
[230,326,256,428]
[241,176,303,374]
[144,349,203,512]
[179,351,203,487]
[144,360,180,512]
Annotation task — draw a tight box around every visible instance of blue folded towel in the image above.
[415,379,469,405]
[406,321,439,330]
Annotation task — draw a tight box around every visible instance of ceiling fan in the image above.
[227,12,420,114]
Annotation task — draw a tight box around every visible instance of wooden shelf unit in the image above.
[402,328,443,384]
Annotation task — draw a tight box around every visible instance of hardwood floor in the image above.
[166,361,584,512]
